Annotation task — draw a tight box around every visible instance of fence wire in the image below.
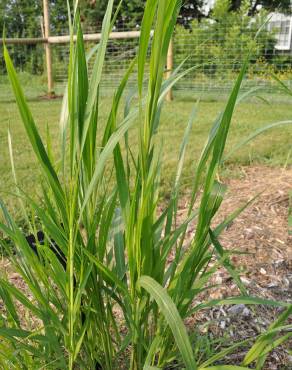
[173,19,292,92]
[1,23,292,101]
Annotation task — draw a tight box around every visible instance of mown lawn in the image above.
[0,92,291,218]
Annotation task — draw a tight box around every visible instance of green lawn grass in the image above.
[0,92,291,218]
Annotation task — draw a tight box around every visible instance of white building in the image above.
[202,0,292,52]
[268,13,292,51]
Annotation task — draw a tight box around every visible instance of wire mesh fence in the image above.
[0,26,145,100]
[1,20,292,101]
[0,16,291,201]
[53,33,142,90]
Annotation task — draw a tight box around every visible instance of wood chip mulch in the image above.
[181,165,292,369]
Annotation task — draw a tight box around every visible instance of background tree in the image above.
[0,0,43,74]
[229,0,292,14]
[1,0,292,38]
[0,0,290,74]
[79,0,144,29]
[0,0,68,73]
[174,0,276,81]
[79,0,206,29]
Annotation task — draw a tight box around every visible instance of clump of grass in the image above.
[0,1,291,369]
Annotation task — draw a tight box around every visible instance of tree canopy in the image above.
[0,1,69,38]
[230,0,291,15]
[1,0,291,39]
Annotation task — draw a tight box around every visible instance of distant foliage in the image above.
[0,0,68,74]
[174,0,277,80]
[0,0,288,80]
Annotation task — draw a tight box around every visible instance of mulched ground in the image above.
[181,165,292,369]
[0,165,291,369]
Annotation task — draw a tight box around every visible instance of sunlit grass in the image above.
[0,1,291,369]
[1,96,291,219]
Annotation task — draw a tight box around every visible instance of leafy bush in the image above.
[0,1,291,369]
[174,0,276,81]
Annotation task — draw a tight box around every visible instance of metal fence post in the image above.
[43,0,54,96]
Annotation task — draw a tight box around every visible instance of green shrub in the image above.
[174,0,276,82]
[0,1,291,369]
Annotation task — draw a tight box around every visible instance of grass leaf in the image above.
[139,276,197,370]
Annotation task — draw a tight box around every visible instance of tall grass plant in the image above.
[0,1,291,369]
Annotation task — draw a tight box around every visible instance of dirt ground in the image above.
[0,165,291,368]
[212,165,292,304]
[183,165,292,369]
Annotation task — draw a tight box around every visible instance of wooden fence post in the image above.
[166,38,173,102]
[43,0,54,96]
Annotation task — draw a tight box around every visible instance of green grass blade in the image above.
[199,339,251,368]
[7,128,29,225]
[3,45,66,222]
[242,304,292,366]
[76,18,88,138]
[257,332,292,358]
[80,0,114,154]
[209,228,247,295]
[138,0,158,95]
[189,296,289,316]
[272,73,292,96]
[200,366,250,370]
[213,193,260,237]
[80,113,137,215]
[0,327,48,342]
[174,104,197,193]
[0,279,42,318]
[113,209,127,281]
[224,120,292,162]
[0,286,20,326]
[83,249,129,297]
[139,276,197,370]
